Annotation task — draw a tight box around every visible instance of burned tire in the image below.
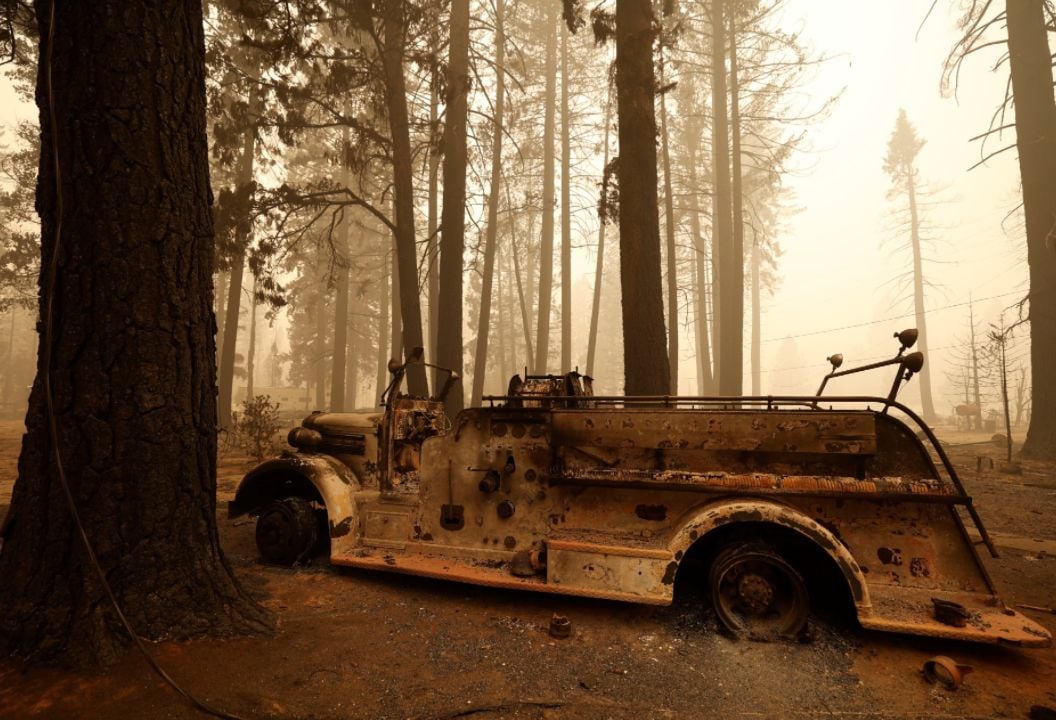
[708,540,809,640]
[255,497,320,565]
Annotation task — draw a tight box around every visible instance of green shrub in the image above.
[232,394,283,461]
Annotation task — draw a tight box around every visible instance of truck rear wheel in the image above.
[708,540,810,640]
[255,497,319,565]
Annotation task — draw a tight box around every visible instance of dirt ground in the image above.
[0,419,1054,719]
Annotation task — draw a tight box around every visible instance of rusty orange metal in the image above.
[231,336,1052,648]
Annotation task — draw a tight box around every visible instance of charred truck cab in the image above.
[230,334,1052,647]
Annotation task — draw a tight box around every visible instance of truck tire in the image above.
[255,496,319,565]
[708,540,810,640]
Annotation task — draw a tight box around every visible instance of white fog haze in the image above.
[0,0,1040,423]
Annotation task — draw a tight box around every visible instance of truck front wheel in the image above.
[708,540,810,640]
[255,497,320,565]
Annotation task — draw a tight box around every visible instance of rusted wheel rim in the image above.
[709,543,810,640]
[256,497,318,565]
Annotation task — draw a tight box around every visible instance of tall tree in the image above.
[883,109,937,422]
[534,1,558,373]
[710,0,733,394]
[246,274,259,399]
[331,214,352,412]
[616,0,671,394]
[943,0,1056,457]
[471,0,506,407]
[217,82,258,429]
[560,23,572,373]
[726,6,745,396]
[375,0,428,398]
[427,21,442,388]
[1006,0,1056,458]
[586,84,614,378]
[436,0,471,415]
[375,240,391,403]
[659,25,679,393]
[0,0,266,665]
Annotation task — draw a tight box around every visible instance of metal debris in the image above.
[932,599,971,627]
[549,614,572,639]
[922,656,973,690]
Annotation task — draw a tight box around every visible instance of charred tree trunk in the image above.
[315,281,328,409]
[969,298,983,430]
[215,269,229,364]
[0,0,267,666]
[534,1,558,373]
[331,210,351,412]
[1007,0,1056,458]
[906,170,936,422]
[427,24,441,391]
[1,311,14,408]
[525,207,537,369]
[508,184,535,371]
[683,110,715,394]
[659,66,678,394]
[497,245,510,387]
[724,7,743,396]
[471,0,505,407]
[376,246,390,404]
[346,316,359,410]
[246,275,257,401]
[437,0,470,415]
[709,1,730,389]
[586,86,613,379]
[750,234,761,395]
[391,236,403,369]
[616,0,670,395]
[560,23,572,373]
[218,82,257,429]
[378,1,428,397]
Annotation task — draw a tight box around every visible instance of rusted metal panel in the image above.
[548,468,962,503]
[547,545,670,600]
[332,550,671,605]
[550,410,877,454]
[861,585,1051,647]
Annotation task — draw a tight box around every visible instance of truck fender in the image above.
[228,453,360,544]
[666,498,871,614]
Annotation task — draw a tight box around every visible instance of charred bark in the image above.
[246,275,258,401]
[315,281,328,409]
[331,212,351,412]
[437,0,471,415]
[683,108,715,394]
[710,0,731,389]
[534,1,558,373]
[471,0,506,407]
[659,64,679,394]
[217,82,258,429]
[616,0,671,395]
[375,239,390,403]
[378,1,428,397]
[750,236,761,395]
[0,0,268,666]
[560,23,572,373]
[906,170,937,422]
[725,9,744,396]
[427,22,441,391]
[586,86,613,379]
[1007,0,1056,458]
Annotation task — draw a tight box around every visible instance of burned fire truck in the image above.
[230,330,1051,646]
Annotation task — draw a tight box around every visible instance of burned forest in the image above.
[0,0,1055,718]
